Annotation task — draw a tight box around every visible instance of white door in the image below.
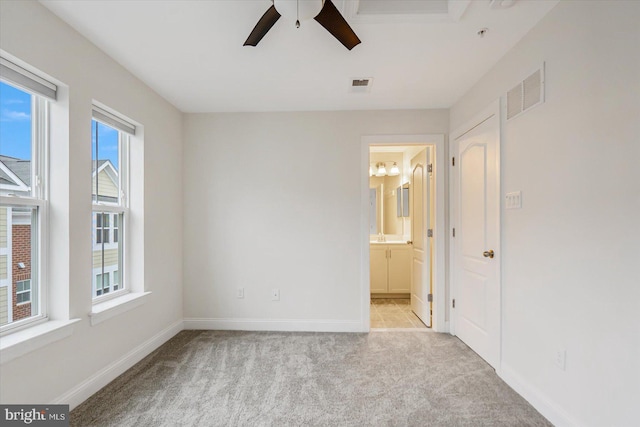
[453,110,500,368]
[411,149,431,327]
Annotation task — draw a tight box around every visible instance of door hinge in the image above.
[427,294,433,303]
[452,228,456,237]
[427,163,433,173]
[452,157,455,166]
[427,229,433,237]
[452,298,456,308]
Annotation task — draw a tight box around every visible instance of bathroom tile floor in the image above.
[370,298,428,329]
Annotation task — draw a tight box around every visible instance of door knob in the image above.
[483,250,494,259]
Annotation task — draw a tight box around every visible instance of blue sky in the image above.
[0,81,32,160]
[1,80,119,170]
[92,120,119,170]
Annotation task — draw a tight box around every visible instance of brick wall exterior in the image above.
[12,224,31,321]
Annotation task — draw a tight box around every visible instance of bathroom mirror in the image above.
[397,183,409,218]
[370,176,407,236]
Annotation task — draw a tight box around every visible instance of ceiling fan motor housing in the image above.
[273,0,324,21]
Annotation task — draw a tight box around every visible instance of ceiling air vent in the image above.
[350,77,373,93]
[506,64,545,121]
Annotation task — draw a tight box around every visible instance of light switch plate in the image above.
[506,191,522,209]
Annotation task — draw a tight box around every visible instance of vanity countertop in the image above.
[370,241,411,245]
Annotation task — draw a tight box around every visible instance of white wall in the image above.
[183,110,448,330]
[450,1,640,426]
[0,0,183,406]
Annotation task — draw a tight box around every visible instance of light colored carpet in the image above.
[71,330,551,426]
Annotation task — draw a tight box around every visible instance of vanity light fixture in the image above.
[389,162,400,176]
[375,162,387,177]
[369,165,375,176]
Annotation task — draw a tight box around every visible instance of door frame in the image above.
[449,99,502,369]
[360,134,446,332]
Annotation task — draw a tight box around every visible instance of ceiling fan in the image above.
[244,0,361,50]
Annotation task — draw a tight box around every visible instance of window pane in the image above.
[0,205,39,326]
[0,82,33,198]
[92,211,123,299]
[92,120,120,204]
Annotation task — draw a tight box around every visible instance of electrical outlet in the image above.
[271,288,280,301]
[554,349,566,371]
[237,288,244,299]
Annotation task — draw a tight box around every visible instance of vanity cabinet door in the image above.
[370,245,388,293]
[388,245,411,293]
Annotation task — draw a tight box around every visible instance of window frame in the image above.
[0,90,49,334]
[91,119,129,304]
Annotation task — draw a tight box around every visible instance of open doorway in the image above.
[361,134,446,332]
[369,145,432,329]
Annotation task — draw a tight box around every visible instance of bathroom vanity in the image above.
[370,242,411,295]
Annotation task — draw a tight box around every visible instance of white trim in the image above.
[499,364,578,427]
[53,320,183,410]
[92,204,125,214]
[184,318,363,333]
[360,134,447,333]
[0,318,80,364]
[89,291,151,326]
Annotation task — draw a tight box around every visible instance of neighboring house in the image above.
[0,155,34,326]
[91,160,121,297]
[0,156,119,326]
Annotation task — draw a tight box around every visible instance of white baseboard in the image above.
[499,363,579,427]
[53,320,184,410]
[184,317,365,333]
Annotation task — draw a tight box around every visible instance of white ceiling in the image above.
[40,0,558,113]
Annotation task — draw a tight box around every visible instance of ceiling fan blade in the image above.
[244,5,281,47]
[314,0,361,50]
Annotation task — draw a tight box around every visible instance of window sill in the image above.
[90,291,151,326]
[0,318,81,365]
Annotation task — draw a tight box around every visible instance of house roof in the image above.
[0,155,31,187]
[0,156,118,190]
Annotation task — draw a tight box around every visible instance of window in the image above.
[95,213,111,244]
[91,106,133,301]
[16,279,31,304]
[0,57,55,331]
[95,272,110,297]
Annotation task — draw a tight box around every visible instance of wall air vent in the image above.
[350,77,373,93]
[506,64,545,121]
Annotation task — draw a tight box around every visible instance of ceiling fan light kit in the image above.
[244,0,361,50]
